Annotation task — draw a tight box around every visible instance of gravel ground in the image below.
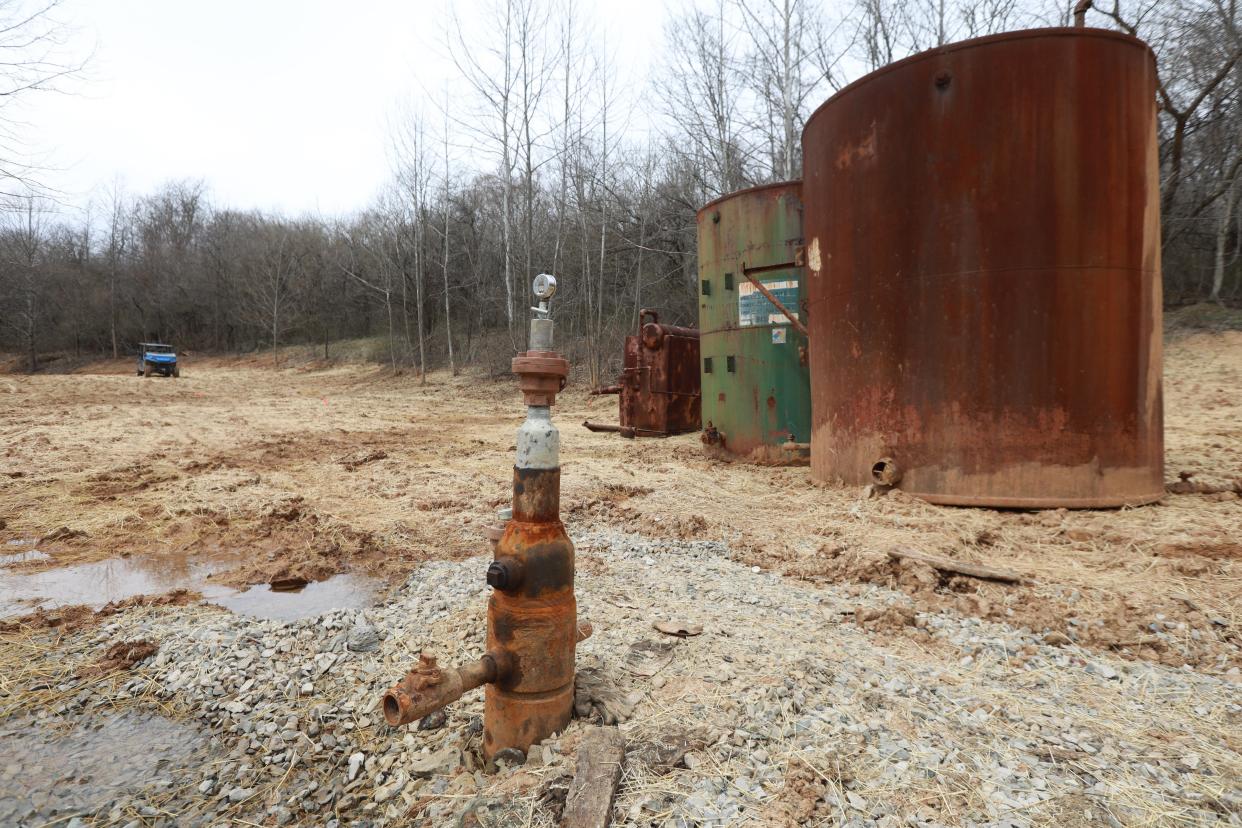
[1,530,1239,827]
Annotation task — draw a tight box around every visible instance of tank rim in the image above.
[696,180,802,219]
[804,26,1156,129]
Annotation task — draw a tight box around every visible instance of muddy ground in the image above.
[0,330,1240,673]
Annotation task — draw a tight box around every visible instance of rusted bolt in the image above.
[486,558,524,591]
[934,72,952,89]
[871,457,902,486]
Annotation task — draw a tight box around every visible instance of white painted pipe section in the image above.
[530,318,554,351]
[516,406,559,469]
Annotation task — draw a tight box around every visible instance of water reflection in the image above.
[213,574,378,621]
[0,553,233,617]
[0,550,379,622]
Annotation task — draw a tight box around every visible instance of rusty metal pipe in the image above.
[740,264,810,338]
[583,420,633,436]
[583,421,671,438]
[639,308,699,346]
[1073,0,1092,26]
[642,323,700,343]
[590,384,622,395]
[381,652,509,727]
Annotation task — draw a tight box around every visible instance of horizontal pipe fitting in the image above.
[871,457,902,487]
[381,651,511,727]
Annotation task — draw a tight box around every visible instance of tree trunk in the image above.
[110,268,119,359]
[386,290,397,373]
[26,288,36,373]
[1211,180,1237,303]
[401,245,414,364]
[415,211,427,384]
[272,292,280,367]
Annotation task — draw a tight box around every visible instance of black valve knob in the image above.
[486,559,523,591]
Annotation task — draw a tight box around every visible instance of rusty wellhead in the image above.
[801,28,1163,508]
[382,274,585,761]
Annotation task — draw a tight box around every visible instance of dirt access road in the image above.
[1,331,1239,672]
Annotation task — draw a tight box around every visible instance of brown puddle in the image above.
[0,550,380,622]
[0,711,210,824]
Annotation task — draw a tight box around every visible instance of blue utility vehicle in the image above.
[136,342,179,377]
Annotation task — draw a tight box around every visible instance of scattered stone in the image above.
[347,752,365,782]
[417,710,447,731]
[346,624,380,653]
[408,747,461,779]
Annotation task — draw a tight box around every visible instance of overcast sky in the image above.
[27,0,666,218]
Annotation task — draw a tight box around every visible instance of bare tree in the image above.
[734,0,829,179]
[1097,0,1242,227]
[103,178,128,358]
[438,88,457,375]
[339,211,400,372]
[244,219,302,367]
[392,109,432,381]
[1212,176,1238,301]
[1,193,48,370]
[0,0,88,196]
[656,0,753,198]
[448,0,523,332]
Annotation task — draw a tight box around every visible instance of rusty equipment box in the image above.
[584,309,701,438]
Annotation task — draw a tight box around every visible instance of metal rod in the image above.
[582,421,671,438]
[740,264,810,338]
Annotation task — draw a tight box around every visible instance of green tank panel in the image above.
[697,182,811,461]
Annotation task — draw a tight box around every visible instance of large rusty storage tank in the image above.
[698,182,812,461]
[802,28,1163,507]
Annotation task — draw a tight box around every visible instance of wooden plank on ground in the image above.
[561,725,625,828]
[887,546,1024,584]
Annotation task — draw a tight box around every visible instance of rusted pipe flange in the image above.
[512,350,569,406]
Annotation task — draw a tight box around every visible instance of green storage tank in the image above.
[697,181,811,462]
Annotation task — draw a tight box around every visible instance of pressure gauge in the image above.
[533,273,557,301]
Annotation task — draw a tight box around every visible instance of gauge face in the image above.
[532,273,557,300]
